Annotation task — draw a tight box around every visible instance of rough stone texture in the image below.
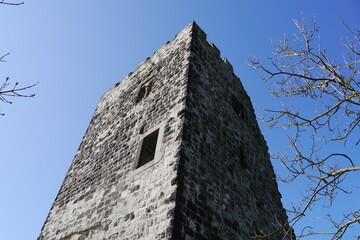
[171,23,293,240]
[39,22,292,240]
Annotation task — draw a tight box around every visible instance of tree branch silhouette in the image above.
[249,15,360,239]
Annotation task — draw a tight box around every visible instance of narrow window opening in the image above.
[136,129,159,168]
[136,86,146,102]
[136,81,153,103]
[238,148,248,169]
[231,96,246,120]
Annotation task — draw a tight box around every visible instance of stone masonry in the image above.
[39,22,293,240]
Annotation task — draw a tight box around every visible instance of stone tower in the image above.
[39,22,292,240]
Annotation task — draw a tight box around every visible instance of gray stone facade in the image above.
[39,22,292,240]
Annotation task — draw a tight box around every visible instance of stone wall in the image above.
[171,23,292,239]
[39,22,292,240]
[39,23,193,240]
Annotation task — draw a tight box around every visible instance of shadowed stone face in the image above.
[38,22,292,240]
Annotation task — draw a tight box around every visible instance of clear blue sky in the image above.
[0,1,359,239]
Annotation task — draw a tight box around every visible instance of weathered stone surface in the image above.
[39,22,292,240]
[171,23,293,240]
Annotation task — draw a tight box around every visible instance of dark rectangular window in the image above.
[231,96,247,120]
[136,129,159,168]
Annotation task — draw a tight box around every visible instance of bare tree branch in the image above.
[249,16,360,239]
[0,0,24,5]
[0,53,37,115]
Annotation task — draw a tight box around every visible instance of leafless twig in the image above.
[0,53,37,115]
[0,0,24,5]
[249,15,360,239]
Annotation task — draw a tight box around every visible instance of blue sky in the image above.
[0,1,359,239]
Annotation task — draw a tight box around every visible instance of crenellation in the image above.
[208,42,221,57]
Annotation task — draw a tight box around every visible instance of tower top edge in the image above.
[179,21,207,40]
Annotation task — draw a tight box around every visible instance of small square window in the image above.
[136,129,159,168]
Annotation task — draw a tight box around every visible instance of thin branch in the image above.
[249,15,360,239]
[0,1,24,5]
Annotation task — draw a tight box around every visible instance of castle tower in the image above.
[39,22,292,240]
